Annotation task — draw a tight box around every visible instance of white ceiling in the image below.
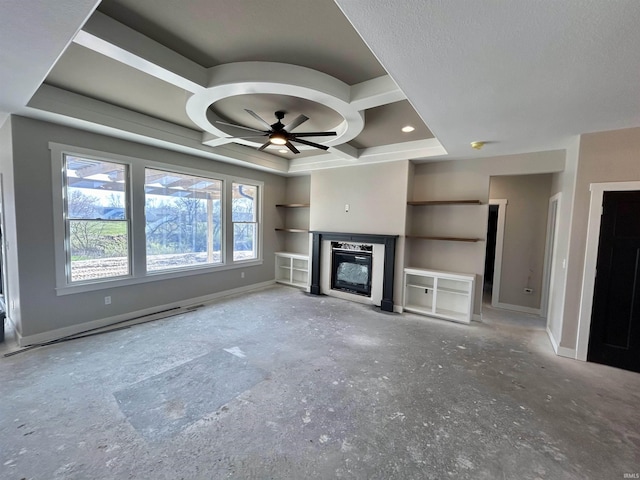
[336,0,640,160]
[2,0,640,172]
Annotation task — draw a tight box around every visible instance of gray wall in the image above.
[560,126,640,350]
[6,116,286,340]
[310,161,410,307]
[489,174,552,310]
[0,119,22,334]
[281,175,311,255]
[410,151,565,316]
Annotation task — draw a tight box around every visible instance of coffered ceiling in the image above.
[2,1,640,174]
[26,0,443,174]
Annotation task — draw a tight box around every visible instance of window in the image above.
[52,143,264,294]
[63,155,130,282]
[232,182,259,261]
[145,169,222,271]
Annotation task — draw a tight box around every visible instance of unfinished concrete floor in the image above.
[1,285,639,479]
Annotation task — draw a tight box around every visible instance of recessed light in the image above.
[401,125,415,133]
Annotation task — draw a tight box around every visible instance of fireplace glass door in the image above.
[331,250,372,296]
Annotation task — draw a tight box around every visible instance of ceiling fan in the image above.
[216,109,336,154]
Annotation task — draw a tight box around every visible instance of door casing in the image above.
[577,181,640,361]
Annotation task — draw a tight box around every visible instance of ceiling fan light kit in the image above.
[216,109,336,154]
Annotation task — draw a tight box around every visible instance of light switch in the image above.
[345,204,350,212]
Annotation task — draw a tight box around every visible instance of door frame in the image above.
[577,181,640,361]
[488,199,507,308]
[541,193,561,319]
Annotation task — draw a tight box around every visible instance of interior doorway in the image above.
[587,190,640,372]
[483,204,499,301]
[483,199,507,308]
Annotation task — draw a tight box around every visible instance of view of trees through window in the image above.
[65,156,130,282]
[232,182,258,261]
[63,155,261,284]
[145,169,222,271]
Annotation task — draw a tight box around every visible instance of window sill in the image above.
[55,259,263,296]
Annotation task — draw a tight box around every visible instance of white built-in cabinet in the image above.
[275,252,309,289]
[403,267,475,324]
[274,203,310,289]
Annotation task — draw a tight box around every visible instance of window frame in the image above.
[144,166,225,274]
[50,143,264,296]
[63,155,132,284]
[231,181,261,263]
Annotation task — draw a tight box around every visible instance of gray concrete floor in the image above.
[1,285,639,479]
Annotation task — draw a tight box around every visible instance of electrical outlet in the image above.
[523,288,533,294]
[104,296,111,305]
[241,271,245,279]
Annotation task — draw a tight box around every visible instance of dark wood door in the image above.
[588,190,640,372]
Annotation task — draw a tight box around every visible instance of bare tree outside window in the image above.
[64,156,130,282]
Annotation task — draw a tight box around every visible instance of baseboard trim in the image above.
[557,345,577,359]
[472,313,482,322]
[494,302,541,316]
[17,280,276,347]
[546,326,577,359]
[546,326,560,353]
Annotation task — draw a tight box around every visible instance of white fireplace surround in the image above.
[320,240,384,306]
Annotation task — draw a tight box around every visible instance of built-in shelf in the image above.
[406,235,481,242]
[403,267,475,324]
[407,199,482,206]
[275,252,310,289]
[406,199,483,242]
[276,203,310,208]
[275,228,309,233]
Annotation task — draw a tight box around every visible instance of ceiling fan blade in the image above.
[291,138,330,151]
[257,140,271,152]
[284,114,309,132]
[245,109,273,131]
[215,120,265,133]
[285,141,300,154]
[226,135,268,139]
[290,131,337,137]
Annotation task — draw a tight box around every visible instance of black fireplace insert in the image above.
[331,247,372,297]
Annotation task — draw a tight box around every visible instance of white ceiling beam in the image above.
[349,75,406,111]
[26,85,288,173]
[359,138,447,160]
[76,11,208,94]
[287,138,446,173]
[202,133,236,148]
[329,143,359,160]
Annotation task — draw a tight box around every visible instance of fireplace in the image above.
[310,231,398,312]
[331,243,373,296]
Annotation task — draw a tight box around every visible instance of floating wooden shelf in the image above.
[407,200,482,206]
[275,203,310,208]
[275,228,309,233]
[406,235,482,242]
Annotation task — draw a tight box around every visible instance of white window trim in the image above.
[50,142,263,296]
[231,181,263,263]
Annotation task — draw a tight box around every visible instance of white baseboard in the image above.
[546,326,560,353]
[17,280,276,347]
[557,345,577,359]
[494,301,541,316]
[472,313,482,322]
[546,326,577,359]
